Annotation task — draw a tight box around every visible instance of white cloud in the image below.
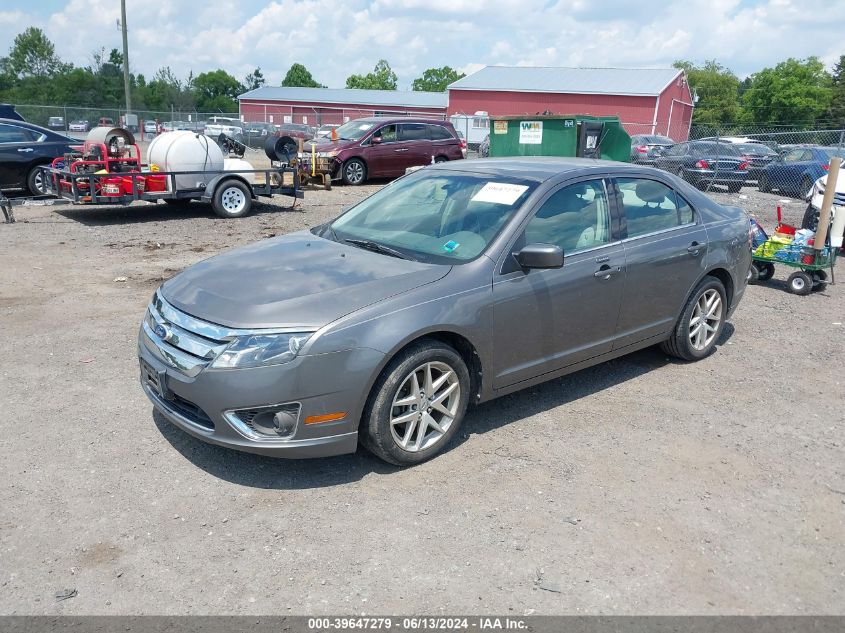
[0,0,841,96]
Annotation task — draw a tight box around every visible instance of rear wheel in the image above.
[786,271,812,295]
[747,264,760,284]
[211,180,252,218]
[434,156,448,163]
[342,158,367,186]
[27,165,49,196]
[660,277,727,361]
[758,173,771,193]
[360,340,470,466]
[812,269,828,291]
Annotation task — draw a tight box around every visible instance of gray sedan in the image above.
[138,158,751,465]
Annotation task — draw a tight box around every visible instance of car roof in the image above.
[351,117,453,125]
[428,156,644,182]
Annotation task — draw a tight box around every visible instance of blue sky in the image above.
[0,0,841,90]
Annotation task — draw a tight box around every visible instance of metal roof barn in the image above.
[448,66,694,142]
[238,87,448,127]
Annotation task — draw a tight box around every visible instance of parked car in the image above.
[0,104,25,122]
[304,117,465,185]
[734,142,778,182]
[98,117,115,127]
[138,157,751,465]
[479,134,490,158]
[629,134,674,165]
[699,136,781,154]
[47,117,65,132]
[204,117,244,142]
[654,141,749,192]
[758,146,845,198]
[278,123,315,142]
[143,120,158,134]
[803,174,845,248]
[0,118,82,195]
[456,130,468,159]
[68,120,90,133]
[316,124,340,138]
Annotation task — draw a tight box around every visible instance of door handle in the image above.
[595,255,610,263]
[687,242,703,256]
[594,265,622,279]
[394,148,408,152]
[17,148,34,153]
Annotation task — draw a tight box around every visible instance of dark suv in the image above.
[305,117,464,185]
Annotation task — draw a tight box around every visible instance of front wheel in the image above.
[211,180,252,218]
[360,340,470,466]
[758,174,771,193]
[342,158,367,186]
[787,271,813,295]
[756,262,775,281]
[660,277,727,361]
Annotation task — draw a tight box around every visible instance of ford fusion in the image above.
[139,158,751,465]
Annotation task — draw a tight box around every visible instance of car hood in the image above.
[303,137,358,153]
[161,231,449,330]
[816,173,845,193]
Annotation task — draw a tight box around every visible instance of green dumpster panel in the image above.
[488,115,630,162]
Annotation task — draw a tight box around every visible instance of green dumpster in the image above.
[488,114,631,162]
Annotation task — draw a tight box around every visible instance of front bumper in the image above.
[138,325,384,458]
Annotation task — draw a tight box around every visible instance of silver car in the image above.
[139,158,751,465]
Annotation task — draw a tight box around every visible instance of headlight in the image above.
[211,332,312,369]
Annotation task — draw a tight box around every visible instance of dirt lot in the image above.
[0,174,843,616]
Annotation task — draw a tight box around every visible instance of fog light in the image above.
[227,403,301,440]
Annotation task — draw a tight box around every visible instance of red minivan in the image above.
[304,117,465,185]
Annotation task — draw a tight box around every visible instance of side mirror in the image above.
[513,244,564,270]
[371,136,382,145]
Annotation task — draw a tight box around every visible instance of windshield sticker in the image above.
[359,124,373,130]
[471,182,529,205]
[442,240,460,253]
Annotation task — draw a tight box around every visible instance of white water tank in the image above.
[223,158,255,183]
[147,131,224,191]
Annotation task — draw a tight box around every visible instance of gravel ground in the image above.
[0,171,843,616]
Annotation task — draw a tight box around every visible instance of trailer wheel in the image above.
[786,271,812,296]
[756,262,775,281]
[212,180,252,218]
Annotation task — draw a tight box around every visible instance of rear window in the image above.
[428,124,453,141]
[737,143,776,155]
[644,135,673,144]
[0,124,34,143]
[696,143,742,157]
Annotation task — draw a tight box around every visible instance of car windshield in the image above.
[696,142,742,156]
[334,120,377,141]
[737,143,776,155]
[821,148,845,159]
[327,171,537,263]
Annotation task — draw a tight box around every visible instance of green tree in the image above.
[7,27,62,78]
[193,69,243,112]
[674,60,741,126]
[412,66,464,92]
[827,55,845,128]
[346,60,397,90]
[244,67,265,91]
[742,57,832,125]
[281,63,323,88]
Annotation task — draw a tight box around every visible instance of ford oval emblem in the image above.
[153,323,168,340]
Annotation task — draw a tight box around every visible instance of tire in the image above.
[747,264,760,284]
[758,173,771,193]
[27,165,49,196]
[360,339,470,466]
[660,276,727,362]
[341,158,367,186]
[801,204,819,232]
[727,183,742,193]
[800,176,812,199]
[786,271,813,295]
[211,180,252,218]
[812,269,828,291]
[757,262,775,281]
[434,156,448,163]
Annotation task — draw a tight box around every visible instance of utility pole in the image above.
[120,0,131,115]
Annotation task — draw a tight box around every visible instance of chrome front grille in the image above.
[142,291,232,376]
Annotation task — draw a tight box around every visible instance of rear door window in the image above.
[616,178,694,238]
[399,123,428,142]
[0,124,35,143]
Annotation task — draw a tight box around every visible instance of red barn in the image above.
[448,66,694,142]
[238,87,447,127]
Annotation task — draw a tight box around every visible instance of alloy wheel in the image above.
[389,361,460,452]
[345,161,364,184]
[688,289,722,351]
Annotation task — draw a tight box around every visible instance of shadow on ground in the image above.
[153,325,734,489]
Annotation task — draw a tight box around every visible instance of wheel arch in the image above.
[203,173,256,200]
[702,266,734,310]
